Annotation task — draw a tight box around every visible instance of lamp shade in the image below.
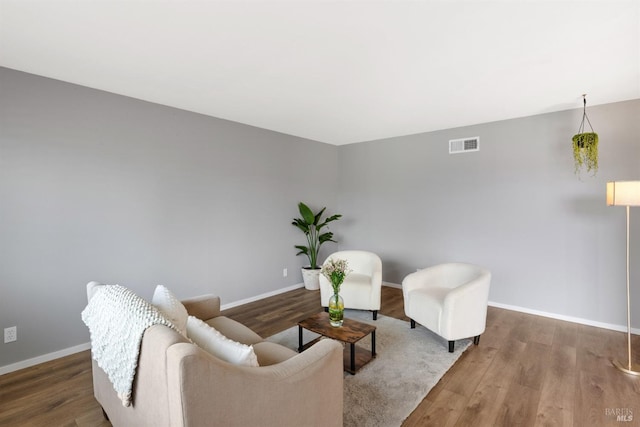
[607,181,640,206]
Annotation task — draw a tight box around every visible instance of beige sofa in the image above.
[86,284,344,427]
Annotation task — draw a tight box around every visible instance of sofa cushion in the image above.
[187,316,259,367]
[152,285,188,336]
[252,341,298,366]
[206,316,263,346]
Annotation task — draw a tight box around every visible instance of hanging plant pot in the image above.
[572,95,598,177]
[572,132,598,174]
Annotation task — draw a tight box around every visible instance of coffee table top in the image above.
[298,311,376,345]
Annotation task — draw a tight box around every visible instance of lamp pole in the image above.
[609,182,640,375]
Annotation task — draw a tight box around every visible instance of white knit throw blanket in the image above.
[81,285,175,406]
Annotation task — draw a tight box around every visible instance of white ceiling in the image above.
[1,0,639,145]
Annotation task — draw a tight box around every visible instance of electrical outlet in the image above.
[283,268,288,277]
[4,326,17,343]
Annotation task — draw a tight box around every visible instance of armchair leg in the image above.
[448,341,455,353]
[473,335,481,345]
[372,310,378,320]
[410,319,416,329]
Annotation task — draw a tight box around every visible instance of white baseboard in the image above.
[383,281,402,289]
[221,283,306,310]
[0,342,91,376]
[487,301,639,334]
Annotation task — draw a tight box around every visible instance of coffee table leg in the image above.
[350,343,355,373]
[298,325,303,352]
[372,330,376,357]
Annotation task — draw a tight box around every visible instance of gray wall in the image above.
[0,68,339,367]
[2,65,640,370]
[337,99,640,328]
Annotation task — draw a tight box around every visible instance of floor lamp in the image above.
[607,181,640,375]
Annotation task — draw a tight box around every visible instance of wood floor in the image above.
[1,286,639,426]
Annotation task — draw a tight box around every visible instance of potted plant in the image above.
[292,202,342,290]
[572,94,598,177]
[572,132,598,175]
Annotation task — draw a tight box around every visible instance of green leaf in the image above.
[298,202,315,225]
[325,214,342,223]
[292,219,309,233]
[313,207,326,226]
[295,245,309,256]
[318,213,342,229]
[318,232,336,244]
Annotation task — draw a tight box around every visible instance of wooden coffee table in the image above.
[298,311,376,374]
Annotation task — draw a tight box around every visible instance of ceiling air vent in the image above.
[449,136,480,154]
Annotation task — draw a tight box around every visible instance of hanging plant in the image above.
[572,94,598,176]
[572,132,598,174]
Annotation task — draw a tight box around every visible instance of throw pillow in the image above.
[186,316,259,367]
[152,285,188,336]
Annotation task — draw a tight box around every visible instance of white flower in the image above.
[321,258,351,293]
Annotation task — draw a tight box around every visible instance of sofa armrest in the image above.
[370,269,383,309]
[441,273,491,339]
[181,295,220,320]
[167,339,344,427]
[86,281,106,302]
[401,269,431,301]
[93,325,188,427]
[442,272,491,314]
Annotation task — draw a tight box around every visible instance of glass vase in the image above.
[328,293,344,327]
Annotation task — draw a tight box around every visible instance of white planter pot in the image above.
[301,268,321,290]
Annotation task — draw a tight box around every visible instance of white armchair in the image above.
[320,250,382,320]
[402,263,491,352]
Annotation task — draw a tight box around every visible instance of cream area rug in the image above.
[266,310,471,427]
